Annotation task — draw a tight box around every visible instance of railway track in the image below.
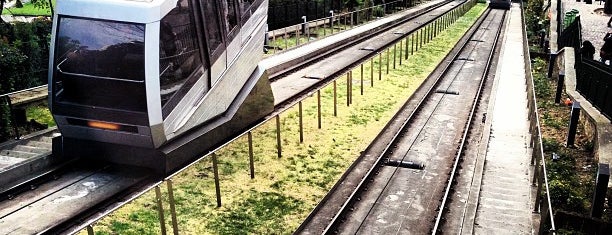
[299,7,506,234]
[0,0,479,233]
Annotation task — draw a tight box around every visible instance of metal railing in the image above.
[0,85,50,141]
[522,0,557,233]
[557,14,612,120]
[268,0,418,30]
[266,0,422,54]
[557,15,581,50]
[575,58,612,120]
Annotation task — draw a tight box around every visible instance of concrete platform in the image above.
[472,3,535,234]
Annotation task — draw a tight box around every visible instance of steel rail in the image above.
[320,3,494,234]
[431,9,506,234]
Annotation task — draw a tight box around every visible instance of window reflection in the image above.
[53,17,147,112]
[159,0,203,115]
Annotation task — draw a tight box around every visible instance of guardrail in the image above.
[265,0,421,54]
[521,0,557,233]
[268,0,417,30]
[575,58,612,120]
[557,14,612,120]
[0,85,49,141]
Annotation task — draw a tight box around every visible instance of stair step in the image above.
[0,155,26,169]
[33,135,53,143]
[13,145,49,154]
[24,140,52,149]
[0,150,38,159]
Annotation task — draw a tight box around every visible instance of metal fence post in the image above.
[87,225,94,235]
[299,101,304,142]
[554,72,565,103]
[333,80,337,116]
[330,10,334,34]
[167,180,179,235]
[276,116,282,158]
[566,101,581,146]
[212,153,222,207]
[248,132,255,178]
[155,185,168,235]
[592,164,610,218]
[317,90,322,129]
[548,52,557,78]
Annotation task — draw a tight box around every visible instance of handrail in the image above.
[0,84,48,99]
[521,0,556,233]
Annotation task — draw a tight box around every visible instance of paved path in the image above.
[472,3,534,234]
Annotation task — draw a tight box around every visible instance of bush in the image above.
[0,18,51,94]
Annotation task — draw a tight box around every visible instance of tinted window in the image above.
[221,0,238,36]
[55,18,145,81]
[159,0,203,115]
[53,17,147,112]
[202,1,223,56]
[239,0,253,19]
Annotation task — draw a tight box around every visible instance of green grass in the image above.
[3,0,56,16]
[85,3,486,235]
[25,104,55,127]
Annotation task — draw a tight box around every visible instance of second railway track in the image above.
[300,7,507,234]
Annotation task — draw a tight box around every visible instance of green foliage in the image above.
[25,104,55,127]
[547,149,591,214]
[532,58,551,99]
[542,137,561,152]
[3,0,54,16]
[0,18,51,94]
[0,102,12,142]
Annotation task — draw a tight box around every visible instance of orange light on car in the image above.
[87,121,121,131]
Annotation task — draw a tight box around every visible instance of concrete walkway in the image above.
[472,3,534,234]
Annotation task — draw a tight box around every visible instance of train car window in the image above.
[221,0,239,40]
[201,0,224,59]
[159,0,204,116]
[239,0,253,20]
[53,17,147,112]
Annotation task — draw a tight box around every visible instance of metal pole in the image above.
[317,90,322,129]
[284,28,288,50]
[399,40,403,65]
[276,116,282,158]
[534,166,543,211]
[347,72,350,106]
[299,101,304,142]
[155,185,168,235]
[405,37,409,60]
[566,101,581,146]
[248,131,255,178]
[333,81,337,116]
[360,64,364,95]
[330,10,334,34]
[87,225,94,235]
[167,180,179,235]
[554,72,565,103]
[212,153,222,207]
[296,25,300,46]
